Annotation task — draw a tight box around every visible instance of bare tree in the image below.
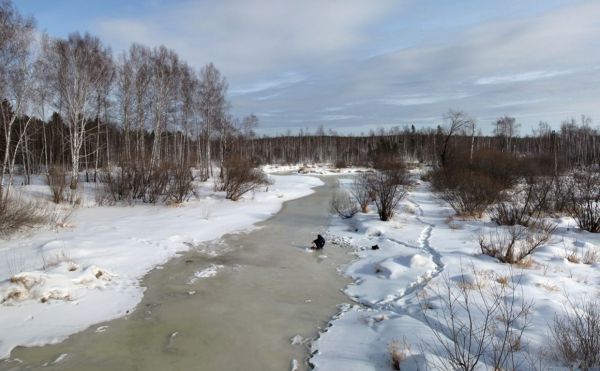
[0,0,35,202]
[148,46,179,169]
[494,116,520,152]
[46,32,113,194]
[198,63,228,180]
[439,110,475,167]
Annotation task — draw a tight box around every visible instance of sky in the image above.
[14,0,600,135]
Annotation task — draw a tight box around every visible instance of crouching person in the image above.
[312,234,325,250]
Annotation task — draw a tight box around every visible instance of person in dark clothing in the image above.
[312,234,325,250]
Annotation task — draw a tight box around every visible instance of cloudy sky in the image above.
[15,0,600,134]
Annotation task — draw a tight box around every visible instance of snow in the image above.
[187,264,224,284]
[311,172,600,370]
[0,174,322,359]
[262,163,369,176]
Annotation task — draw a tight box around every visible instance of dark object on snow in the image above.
[312,234,325,250]
[371,245,379,250]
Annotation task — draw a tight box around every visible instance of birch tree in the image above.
[0,0,35,202]
[46,32,112,193]
[198,63,228,180]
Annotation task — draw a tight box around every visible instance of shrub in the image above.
[46,167,68,204]
[164,165,195,204]
[100,162,194,204]
[220,158,271,201]
[330,190,359,219]
[551,299,600,369]
[568,169,600,232]
[0,197,55,237]
[145,164,171,203]
[491,177,554,226]
[422,269,532,370]
[369,169,408,221]
[334,159,347,169]
[350,173,374,213]
[469,149,521,189]
[432,168,503,217]
[479,221,555,264]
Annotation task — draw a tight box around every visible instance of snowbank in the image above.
[0,174,322,359]
[311,174,600,370]
[263,163,369,176]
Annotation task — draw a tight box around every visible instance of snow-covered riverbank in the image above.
[311,176,600,370]
[0,174,322,360]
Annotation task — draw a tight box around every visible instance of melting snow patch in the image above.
[0,263,115,305]
[187,264,224,284]
[290,335,306,345]
[52,353,68,364]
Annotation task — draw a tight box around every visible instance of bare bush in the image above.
[0,197,55,236]
[46,167,68,204]
[165,165,195,204]
[422,269,532,370]
[432,168,502,217]
[350,173,373,213]
[551,299,600,369]
[145,164,171,203]
[479,221,555,264]
[491,177,553,226]
[369,170,408,221]
[491,201,532,227]
[568,169,600,232]
[549,175,571,213]
[330,190,358,219]
[100,163,192,204]
[101,165,144,203]
[334,159,347,169]
[220,158,271,201]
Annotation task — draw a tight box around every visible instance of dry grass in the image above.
[565,248,580,264]
[551,299,600,368]
[515,257,536,269]
[496,275,510,287]
[562,246,600,265]
[535,281,560,292]
[0,196,61,237]
[444,216,463,230]
[389,338,411,370]
[583,247,600,265]
[41,250,74,271]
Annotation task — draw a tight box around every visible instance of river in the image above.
[3,177,351,371]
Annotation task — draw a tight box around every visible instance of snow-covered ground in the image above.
[311,173,600,370]
[263,163,370,176]
[0,174,322,359]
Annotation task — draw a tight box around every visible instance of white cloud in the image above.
[230,72,306,96]
[91,0,600,133]
[475,70,575,85]
[96,0,397,80]
[377,93,471,106]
